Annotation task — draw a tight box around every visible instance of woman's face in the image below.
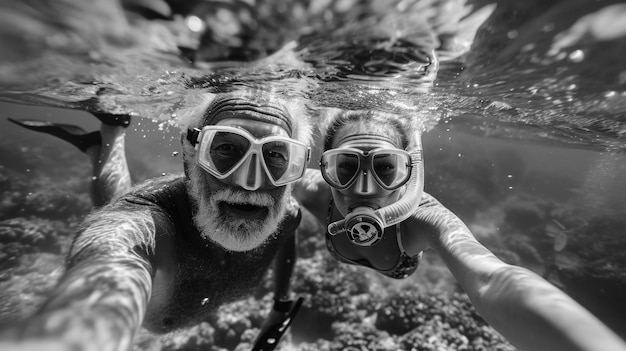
[329,122,404,217]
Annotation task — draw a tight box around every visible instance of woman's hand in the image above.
[401,192,470,255]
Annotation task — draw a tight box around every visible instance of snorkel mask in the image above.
[187,125,310,190]
[186,91,311,190]
[322,133,424,240]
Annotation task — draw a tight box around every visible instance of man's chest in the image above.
[144,241,278,332]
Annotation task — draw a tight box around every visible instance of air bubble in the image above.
[568,50,584,63]
[186,15,206,33]
[604,91,617,98]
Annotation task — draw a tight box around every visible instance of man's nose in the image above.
[234,153,264,191]
[353,170,377,195]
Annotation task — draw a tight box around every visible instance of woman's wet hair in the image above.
[321,109,416,151]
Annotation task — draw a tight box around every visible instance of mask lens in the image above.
[373,152,409,189]
[263,141,309,184]
[262,141,290,180]
[322,152,360,188]
[197,126,309,187]
[207,131,251,174]
[337,154,359,185]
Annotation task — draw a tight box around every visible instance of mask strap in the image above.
[187,128,202,146]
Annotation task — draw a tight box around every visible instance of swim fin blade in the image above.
[8,118,101,152]
[251,297,304,351]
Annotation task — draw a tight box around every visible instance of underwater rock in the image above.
[0,166,29,220]
[160,322,216,351]
[22,185,91,219]
[423,147,499,219]
[0,164,92,220]
[501,197,547,235]
[209,298,259,349]
[327,321,396,351]
[376,290,485,336]
[553,215,626,337]
[0,217,63,268]
[294,252,370,317]
[0,253,64,324]
[294,288,517,351]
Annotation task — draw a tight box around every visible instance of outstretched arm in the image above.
[411,193,626,351]
[1,206,157,351]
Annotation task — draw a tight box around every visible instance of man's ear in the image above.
[180,132,195,179]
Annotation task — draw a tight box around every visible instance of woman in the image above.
[295,108,626,351]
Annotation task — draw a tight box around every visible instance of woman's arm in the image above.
[3,206,157,351]
[411,193,626,351]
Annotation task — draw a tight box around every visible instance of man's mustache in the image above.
[211,187,274,208]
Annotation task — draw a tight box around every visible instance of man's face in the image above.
[188,118,294,252]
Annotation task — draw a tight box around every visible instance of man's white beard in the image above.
[188,166,289,252]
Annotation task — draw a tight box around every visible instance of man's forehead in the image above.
[215,118,289,138]
[203,94,294,136]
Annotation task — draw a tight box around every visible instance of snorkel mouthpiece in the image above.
[328,134,424,237]
[329,206,385,245]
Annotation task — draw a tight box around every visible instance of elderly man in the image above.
[3,88,312,351]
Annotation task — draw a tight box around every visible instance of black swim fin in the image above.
[8,118,102,153]
[251,297,304,351]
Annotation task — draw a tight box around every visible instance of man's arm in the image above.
[252,200,303,351]
[6,206,158,351]
[411,193,626,351]
[272,227,297,302]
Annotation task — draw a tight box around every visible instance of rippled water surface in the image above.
[1,0,625,349]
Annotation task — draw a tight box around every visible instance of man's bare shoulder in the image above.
[72,174,188,255]
[118,173,186,199]
[100,173,190,213]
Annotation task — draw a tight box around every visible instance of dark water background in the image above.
[1,0,625,350]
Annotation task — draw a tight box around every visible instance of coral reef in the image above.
[1,118,624,349]
[1,217,65,268]
[131,247,519,351]
[0,157,86,325]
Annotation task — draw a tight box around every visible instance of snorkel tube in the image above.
[327,133,424,237]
